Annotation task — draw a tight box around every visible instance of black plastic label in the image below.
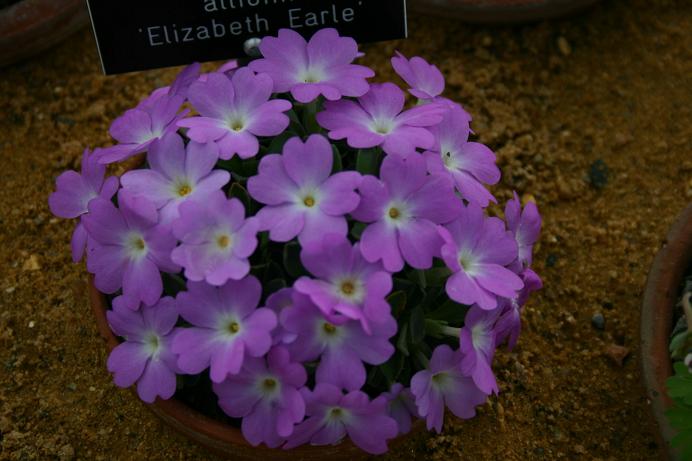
[86,0,408,75]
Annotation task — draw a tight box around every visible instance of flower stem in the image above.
[684,292,692,332]
[302,98,322,134]
[440,325,461,338]
[416,351,430,368]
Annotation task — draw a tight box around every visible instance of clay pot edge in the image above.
[641,202,692,461]
[88,277,421,460]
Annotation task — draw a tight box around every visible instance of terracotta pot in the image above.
[408,0,601,23]
[641,203,692,460]
[89,277,420,460]
[0,0,89,67]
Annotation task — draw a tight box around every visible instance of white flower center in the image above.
[298,67,325,84]
[431,371,451,390]
[296,188,321,210]
[327,406,351,423]
[172,178,194,198]
[384,201,409,227]
[440,144,459,170]
[256,375,282,401]
[317,321,344,345]
[227,116,246,132]
[334,277,364,304]
[214,232,233,252]
[125,232,148,260]
[144,332,161,357]
[458,250,477,275]
[370,118,395,135]
[217,315,243,340]
[472,323,490,351]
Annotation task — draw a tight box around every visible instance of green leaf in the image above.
[264,279,286,296]
[283,242,306,278]
[356,148,381,175]
[350,222,367,240]
[217,156,243,176]
[407,270,427,290]
[229,183,251,211]
[409,306,426,344]
[396,323,410,356]
[267,131,296,154]
[286,109,301,127]
[380,353,405,384]
[387,291,407,318]
[263,261,285,282]
[424,267,452,287]
[162,273,187,297]
[366,365,386,389]
[331,144,343,173]
[301,99,322,134]
[424,318,448,339]
[427,299,468,325]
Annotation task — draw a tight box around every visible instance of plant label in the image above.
[86,0,408,75]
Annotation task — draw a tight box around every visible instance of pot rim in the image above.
[0,0,89,67]
[88,277,419,459]
[641,202,692,460]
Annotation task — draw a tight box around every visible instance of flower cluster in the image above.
[49,28,541,454]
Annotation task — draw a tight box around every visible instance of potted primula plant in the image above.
[49,28,542,457]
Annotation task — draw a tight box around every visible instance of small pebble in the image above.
[591,313,605,330]
[5,286,15,294]
[28,321,35,328]
[605,344,630,367]
[22,254,41,271]
[557,36,572,56]
[588,159,609,189]
[89,386,96,392]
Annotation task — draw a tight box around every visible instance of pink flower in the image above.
[250,28,373,103]
[178,68,292,160]
[106,297,181,403]
[82,191,179,310]
[248,135,361,245]
[171,191,259,286]
[120,132,229,224]
[48,149,118,262]
[173,277,277,383]
[294,234,393,335]
[391,52,445,100]
[317,83,446,157]
[424,104,500,207]
[438,204,524,310]
[410,345,488,433]
[353,154,461,272]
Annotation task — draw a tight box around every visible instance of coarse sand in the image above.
[1,0,691,459]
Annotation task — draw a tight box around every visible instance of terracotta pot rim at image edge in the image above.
[0,0,89,67]
[641,202,692,461]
